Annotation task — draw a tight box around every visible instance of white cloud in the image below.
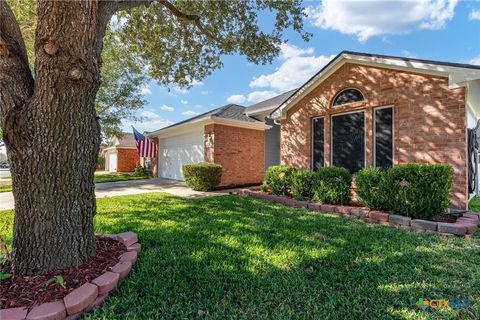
[470,9,480,20]
[139,85,152,95]
[306,0,458,42]
[160,104,175,112]
[182,110,199,116]
[470,56,480,65]
[200,90,210,95]
[226,94,247,104]
[249,43,335,92]
[124,110,173,132]
[180,100,188,105]
[247,91,279,103]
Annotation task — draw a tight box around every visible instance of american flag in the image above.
[132,127,158,158]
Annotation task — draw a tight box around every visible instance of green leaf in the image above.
[45,275,66,289]
[0,272,12,281]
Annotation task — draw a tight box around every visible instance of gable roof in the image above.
[270,50,480,120]
[148,104,268,137]
[108,133,136,148]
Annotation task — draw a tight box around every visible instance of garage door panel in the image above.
[159,130,204,180]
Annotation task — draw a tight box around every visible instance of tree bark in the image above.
[1,1,104,275]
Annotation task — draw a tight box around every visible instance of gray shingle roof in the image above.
[153,104,260,132]
[245,89,297,115]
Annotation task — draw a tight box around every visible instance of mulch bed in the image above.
[0,236,126,310]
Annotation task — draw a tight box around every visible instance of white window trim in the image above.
[332,87,365,107]
[330,110,367,170]
[311,116,326,170]
[373,105,395,168]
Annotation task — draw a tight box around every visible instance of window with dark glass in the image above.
[332,89,364,106]
[331,111,365,173]
[374,107,393,168]
[312,117,324,170]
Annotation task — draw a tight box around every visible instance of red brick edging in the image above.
[239,190,479,237]
[0,232,141,320]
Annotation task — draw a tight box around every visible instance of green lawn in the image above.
[1,194,479,319]
[469,196,480,212]
[0,172,151,192]
[0,185,12,193]
[93,172,151,184]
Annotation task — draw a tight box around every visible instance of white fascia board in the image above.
[210,116,272,130]
[147,120,211,139]
[271,53,480,120]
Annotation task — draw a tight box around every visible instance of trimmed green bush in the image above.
[291,169,314,201]
[382,163,453,219]
[313,167,352,205]
[182,162,222,191]
[264,165,293,196]
[355,167,389,210]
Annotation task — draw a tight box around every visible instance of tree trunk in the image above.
[2,1,105,275]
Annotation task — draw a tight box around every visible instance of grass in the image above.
[469,196,480,212]
[0,172,151,192]
[1,193,479,319]
[93,172,151,184]
[0,185,12,193]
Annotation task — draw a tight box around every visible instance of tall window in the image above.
[312,117,325,170]
[331,111,365,173]
[374,107,394,168]
[333,88,364,106]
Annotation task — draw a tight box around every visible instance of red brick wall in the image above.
[281,63,467,208]
[205,124,265,187]
[116,148,140,173]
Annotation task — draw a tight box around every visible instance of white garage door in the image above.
[159,130,204,180]
[108,153,117,172]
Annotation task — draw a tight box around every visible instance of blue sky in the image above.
[124,0,480,133]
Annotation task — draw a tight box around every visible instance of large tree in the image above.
[8,0,148,140]
[0,0,309,275]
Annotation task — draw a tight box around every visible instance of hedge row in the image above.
[356,164,453,219]
[262,166,352,205]
[262,163,453,220]
[182,162,222,191]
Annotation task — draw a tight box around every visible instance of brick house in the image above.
[265,51,480,209]
[103,133,140,173]
[147,104,270,187]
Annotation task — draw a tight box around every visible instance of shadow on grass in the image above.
[82,193,480,319]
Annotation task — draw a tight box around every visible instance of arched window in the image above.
[332,88,364,106]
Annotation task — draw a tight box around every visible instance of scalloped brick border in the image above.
[0,232,140,320]
[239,190,479,238]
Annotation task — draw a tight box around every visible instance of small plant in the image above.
[291,168,314,201]
[0,271,11,281]
[182,162,222,191]
[263,165,294,196]
[45,275,66,289]
[312,167,352,205]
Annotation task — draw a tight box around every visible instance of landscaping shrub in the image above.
[182,162,222,191]
[355,167,389,210]
[291,169,314,201]
[264,165,293,196]
[312,167,352,205]
[383,163,453,219]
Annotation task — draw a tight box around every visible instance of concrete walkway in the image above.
[0,178,239,210]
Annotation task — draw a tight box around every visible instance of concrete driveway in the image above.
[0,178,239,210]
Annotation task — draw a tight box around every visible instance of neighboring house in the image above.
[147,104,270,187]
[266,51,480,209]
[103,133,140,173]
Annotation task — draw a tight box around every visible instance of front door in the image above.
[331,111,365,173]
